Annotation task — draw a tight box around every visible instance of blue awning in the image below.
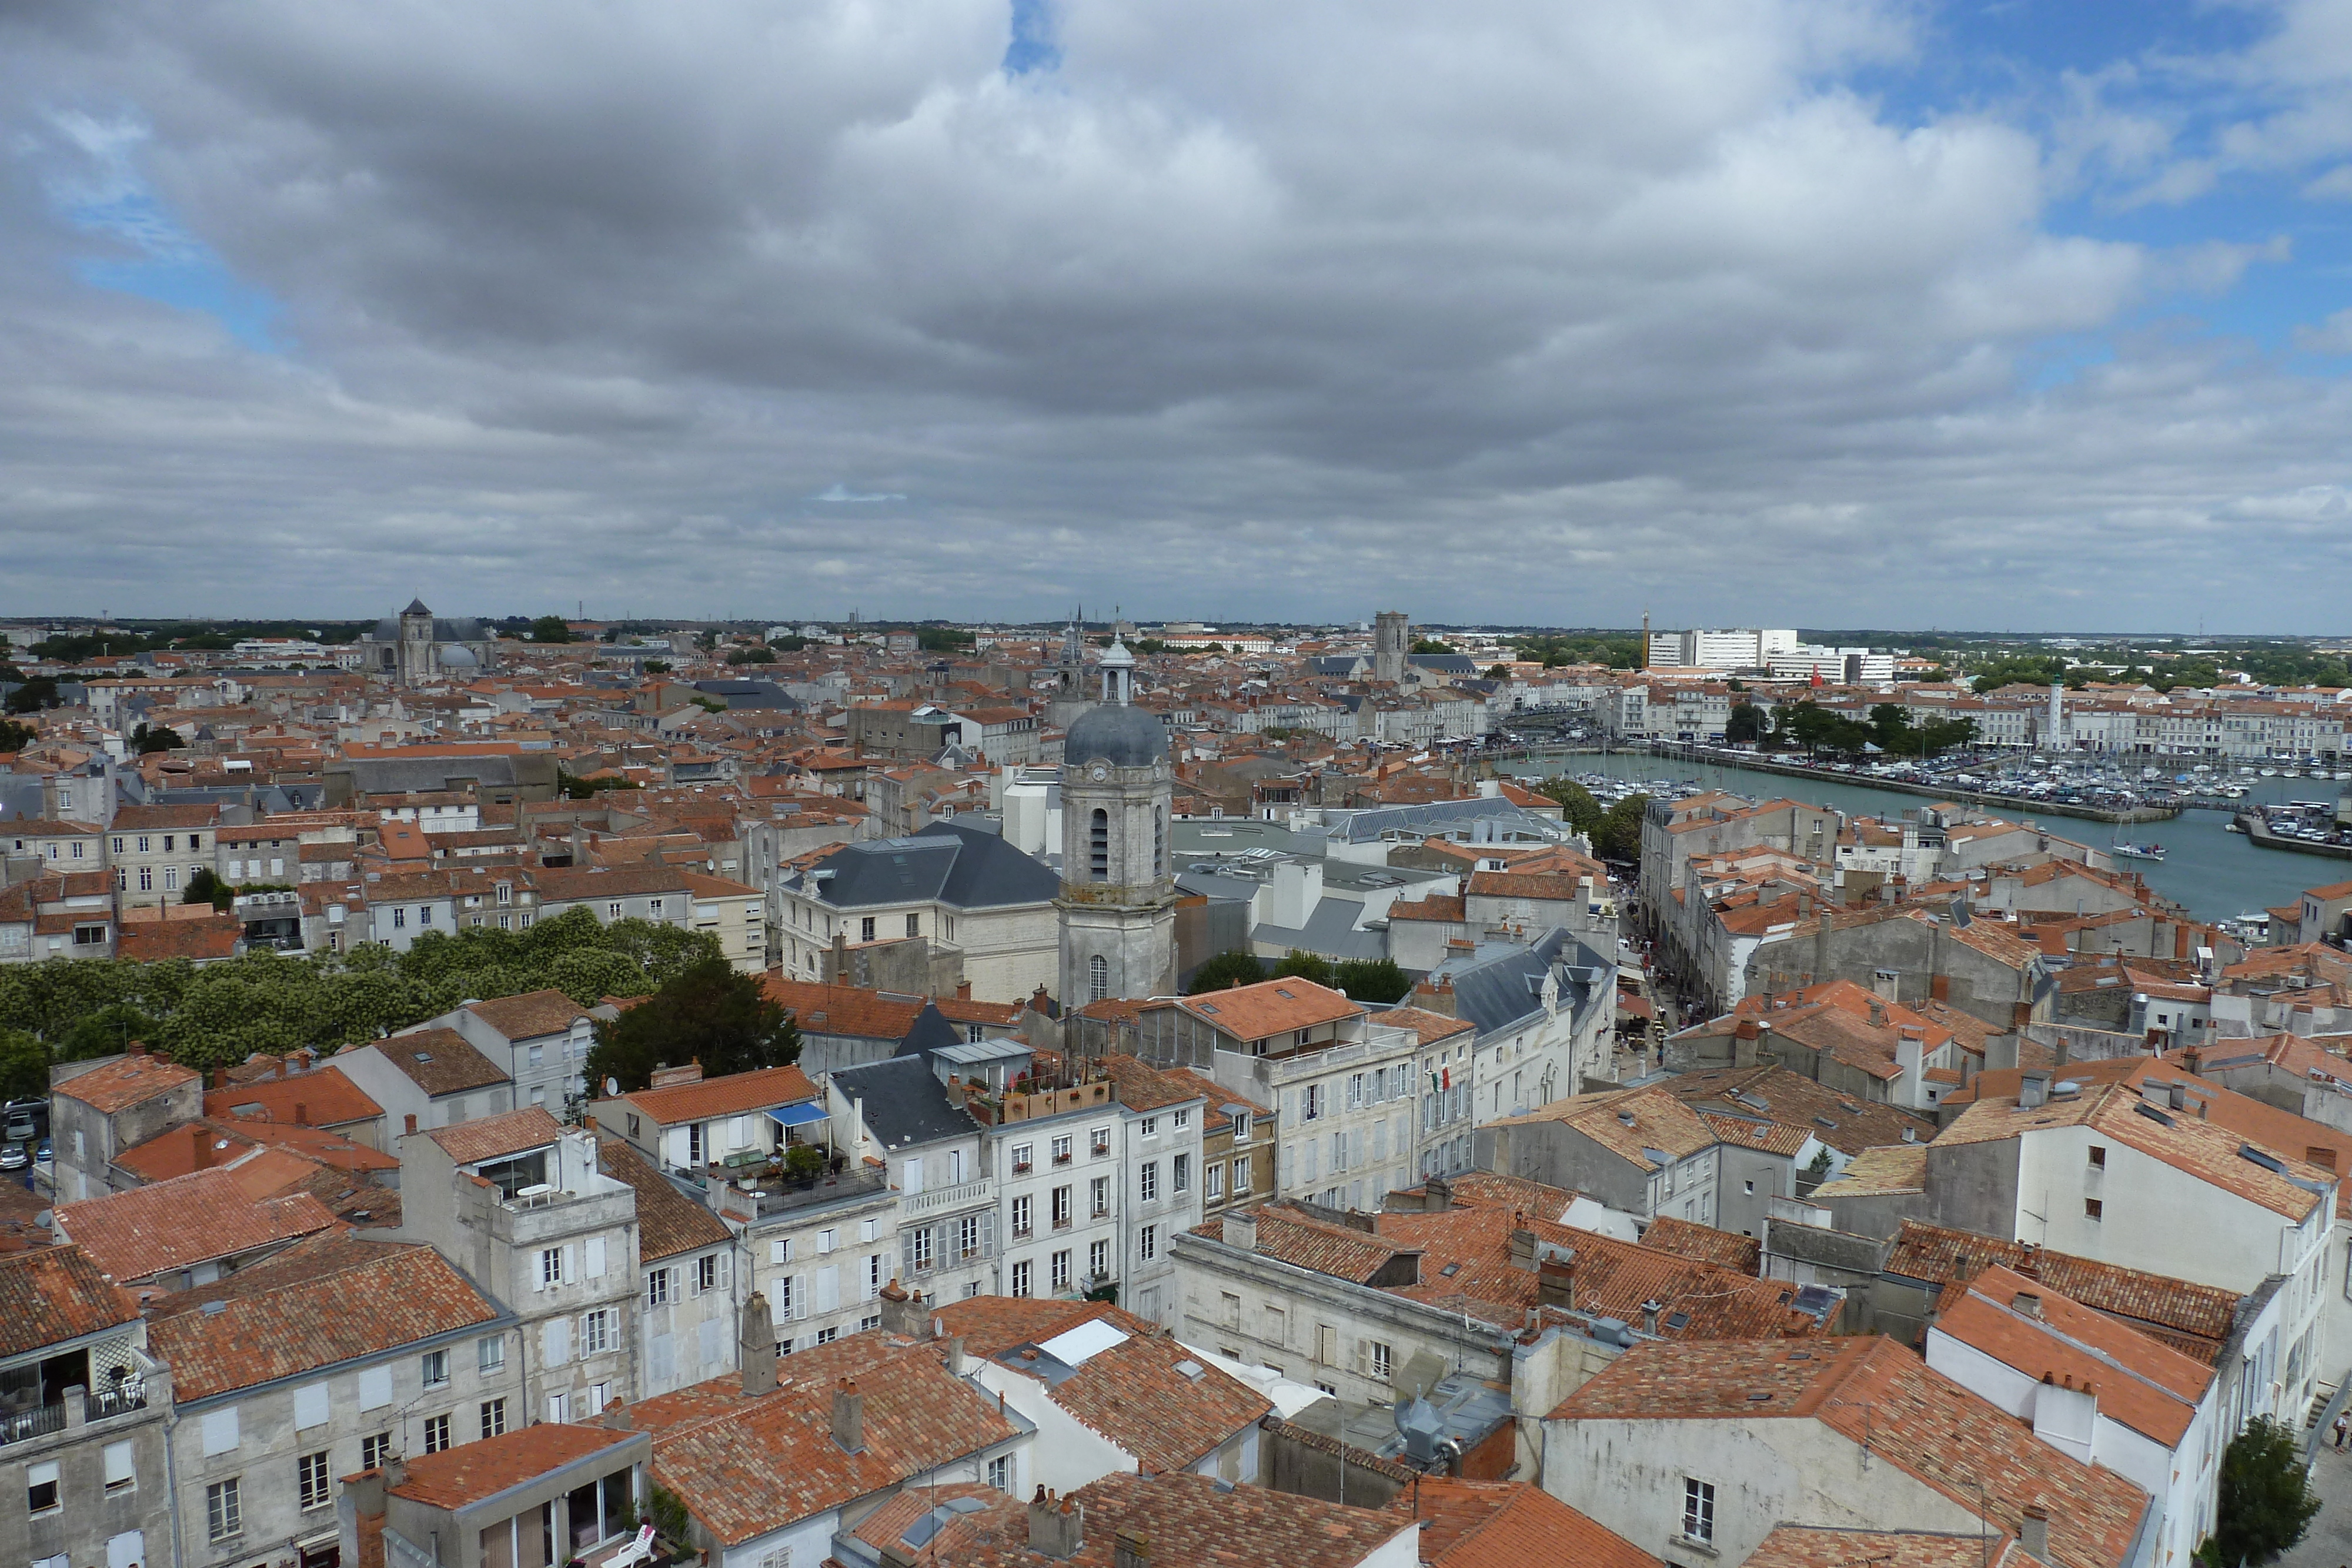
[767,1102,828,1128]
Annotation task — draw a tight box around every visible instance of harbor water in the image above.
[1514,750,2348,924]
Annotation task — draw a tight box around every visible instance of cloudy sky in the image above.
[5,0,2352,631]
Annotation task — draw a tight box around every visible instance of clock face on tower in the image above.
[1088,763,1109,781]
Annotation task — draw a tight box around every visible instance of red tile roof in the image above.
[372,1029,512,1097]
[634,1333,1023,1546]
[463,989,595,1041]
[1177,978,1364,1042]
[204,1064,382,1128]
[55,1166,339,1282]
[595,1136,731,1263]
[609,1065,820,1127]
[1932,1265,2210,1446]
[1886,1222,2241,1365]
[1395,1478,1661,1568]
[0,1246,139,1358]
[389,1423,643,1510]
[1555,1336,2150,1568]
[425,1106,565,1167]
[54,1054,199,1114]
[146,1233,505,1400]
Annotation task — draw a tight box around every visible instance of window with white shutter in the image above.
[562,1244,579,1283]
[359,1366,393,1410]
[584,1237,607,1278]
[293,1383,330,1430]
[543,1317,571,1365]
[770,1238,792,1265]
[201,1409,239,1456]
[814,1265,839,1313]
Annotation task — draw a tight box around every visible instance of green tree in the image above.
[0,718,34,753]
[1485,664,1512,680]
[2214,1416,2319,1566]
[1269,950,1334,987]
[1187,950,1268,994]
[1725,702,1768,745]
[131,723,185,754]
[5,677,61,715]
[1592,794,1649,862]
[0,1029,49,1101]
[583,958,803,1094]
[183,868,232,910]
[1409,638,1453,655]
[643,660,671,674]
[1332,957,1412,1005]
[530,616,574,643]
[1536,779,1605,840]
[726,646,776,665]
[57,1004,163,1062]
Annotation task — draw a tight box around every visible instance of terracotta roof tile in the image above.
[607,1065,820,1128]
[1932,1264,2209,1445]
[55,1166,339,1282]
[54,1054,199,1114]
[0,1246,139,1358]
[425,1106,565,1167]
[634,1333,1023,1546]
[1747,1527,2027,1568]
[373,1028,513,1098]
[462,989,595,1041]
[1638,1215,1762,1275]
[388,1423,642,1510]
[595,1135,731,1263]
[1884,1222,2240,1362]
[1177,978,1364,1042]
[1556,1337,2150,1568]
[205,1064,382,1128]
[1394,1478,1661,1568]
[147,1233,505,1400]
[759,976,926,1042]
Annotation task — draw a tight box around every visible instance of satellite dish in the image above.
[605,1077,620,1097]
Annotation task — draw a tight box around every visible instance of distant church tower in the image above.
[1057,641,1177,1007]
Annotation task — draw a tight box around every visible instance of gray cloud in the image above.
[0,0,2347,627]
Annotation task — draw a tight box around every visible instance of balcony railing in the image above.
[0,1379,148,1448]
[903,1178,990,1219]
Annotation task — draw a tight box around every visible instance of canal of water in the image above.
[1508,751,2349,924]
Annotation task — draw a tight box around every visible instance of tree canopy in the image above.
[0,718,34,753]
[2214,1416,2319,1566]
[131,723,184,754]
[0,907,718,1071]
[1333,957,1412,1004]
[584,958,803,1094]
[1187,950,1268,993]
[529,615,574,643]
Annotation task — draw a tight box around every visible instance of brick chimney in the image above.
[1733,1018,1760,1069]
[1114,1534,1151,1568]
[1536,1254,1576,1310]
[403,1113,418,1136]
[1028,1489,1084,1559]
[879,1278,923,1337]
[831,1379,865,1453]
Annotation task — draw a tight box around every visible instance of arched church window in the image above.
[1154,808,1165,877]
[1090,810,1108,882]
[1090,954,1109,1002]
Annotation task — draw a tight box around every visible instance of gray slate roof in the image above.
[1426,928,1613,1040]
[1335,797,1567,845]
[801,821,1058,911]
[829,1055,977,1150]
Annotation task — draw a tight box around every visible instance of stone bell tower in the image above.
[1056,642,1177,1006]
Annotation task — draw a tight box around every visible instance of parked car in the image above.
[0,1144,29,1173]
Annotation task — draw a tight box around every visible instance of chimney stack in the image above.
[1028,1489,1085,1559]
[602,1398,632,1430]
[2019,1507,2050,1563]
[403,1113,418,1136]
[1114,1534,1151,1568]
[1641,1299,1662,1336]
[879,1278,923,1337]
[1508,1221,1538,1272]
[1222,1211,1257,1253]
[831,1379,866,1453]
[740,1292,777,1398]
[1536,1254,1576,1311]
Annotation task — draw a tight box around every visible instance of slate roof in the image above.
[54,1054,199,1113]
[0,1246,139,1358]
[634,1333,1022,1546]
[800,821,1057,911]
[1555,1336,2152,1568]
[373,1028,512,1097]
[1426,928,1612,1039]
[596,1136,731,1263]
[426,1106,565,1167]
[145,1232,505,1400]
[389,1424,646,1510]
[55,1167,339,1282]
[830,1056,978,1150]
[1395,1478,1662,1568]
